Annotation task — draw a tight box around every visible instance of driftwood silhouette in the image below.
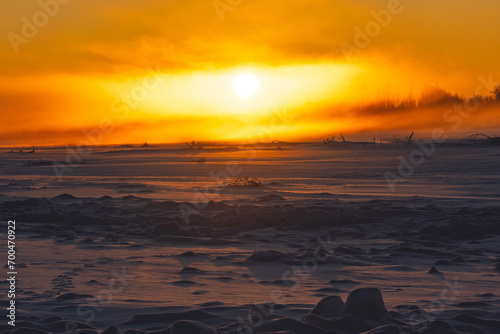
[323,136,335,144]
[462,133,500,145]
[323,133,348,148]
[405,131,415,146]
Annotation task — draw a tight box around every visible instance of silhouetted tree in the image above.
[492,85,500,101]
[419,86,463,107]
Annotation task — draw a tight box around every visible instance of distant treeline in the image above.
[356,84,500,113]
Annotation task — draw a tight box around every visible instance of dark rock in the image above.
[314,287,343,294]
[246,251,292,263]
[248,304,274,325]
[479,293,497,298]
[329,279,359,285]
[428,266,441,274]
[342,288,390,322]
[181,267,203,273]
[87,279,104,286]
[53,193,76,200]
[311,295,344,317]
[178,251,197,257]
[99,196,114,200]
[170,280,197,287]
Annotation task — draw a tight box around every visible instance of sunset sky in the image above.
[1,0,500,146]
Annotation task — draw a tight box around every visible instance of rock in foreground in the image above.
[342,288,390,322]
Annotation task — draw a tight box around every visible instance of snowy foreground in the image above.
[1,143,499,334]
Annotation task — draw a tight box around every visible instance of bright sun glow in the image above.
[232,74,261,99]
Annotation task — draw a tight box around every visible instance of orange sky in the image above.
[1,0,500,146]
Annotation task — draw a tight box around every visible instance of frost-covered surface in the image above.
[1,143,499,333]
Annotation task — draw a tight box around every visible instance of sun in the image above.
[232,74,261,99]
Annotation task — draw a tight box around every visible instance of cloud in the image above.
[1,0,499,145]
[2,0,499,76]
